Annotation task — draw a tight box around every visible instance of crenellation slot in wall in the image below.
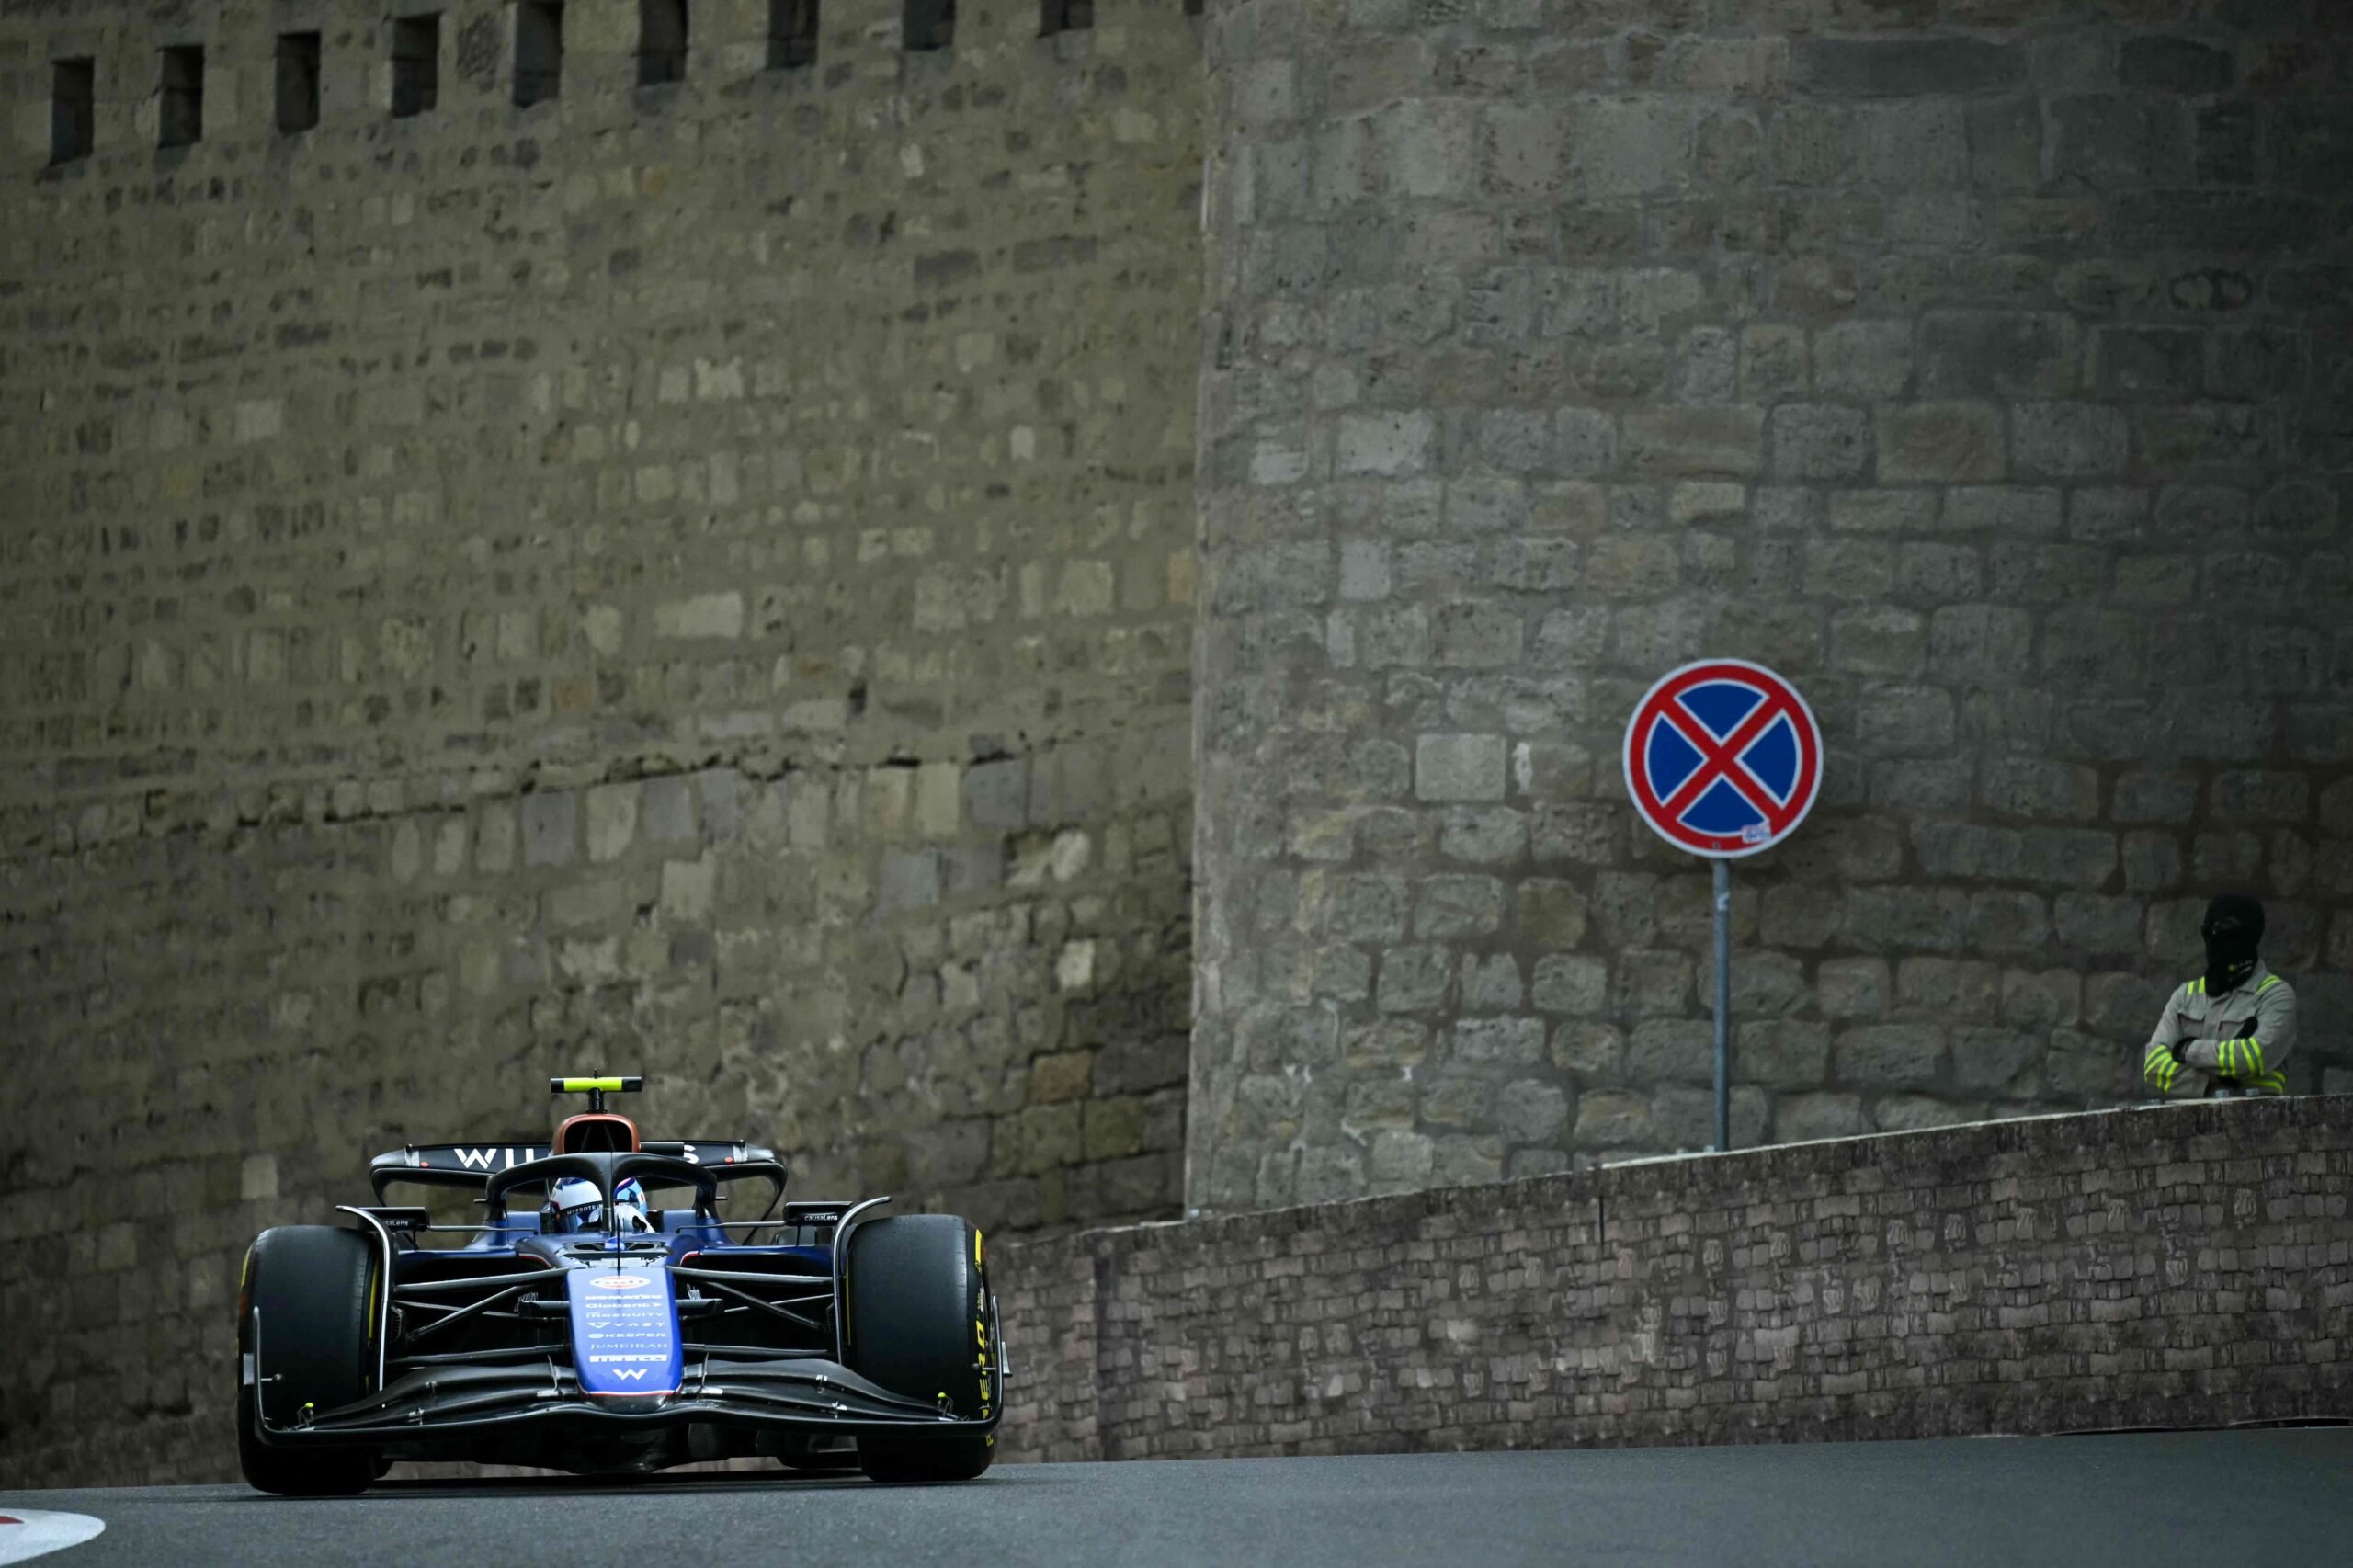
[158,43,203,148]
[1041,0,1094,37]
[392,15,441,119]
[274,32,320,136]
[767,0,817,72]
[515,1,563,108]
[905,0,953,54]
[49,57,94,165]
[638,0,688,88]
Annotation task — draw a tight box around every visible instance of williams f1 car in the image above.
[235,1077,1002,1493]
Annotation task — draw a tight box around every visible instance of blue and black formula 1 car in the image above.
[235,1077,1003,1494]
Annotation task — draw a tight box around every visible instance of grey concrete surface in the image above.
[6,1430,2349,1568]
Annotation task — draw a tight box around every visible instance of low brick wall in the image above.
[993,1096,2353,1460]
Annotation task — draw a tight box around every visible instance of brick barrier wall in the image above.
[995,1096,2353,1460]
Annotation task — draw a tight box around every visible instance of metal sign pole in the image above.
[1623,660,1821,1160]
[1713,858,1732,1153]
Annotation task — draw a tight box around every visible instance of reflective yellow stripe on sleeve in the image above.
[2257,974,2282,993]
[2211,1037,2264,1079]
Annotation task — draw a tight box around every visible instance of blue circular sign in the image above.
[1622,659,1823,858]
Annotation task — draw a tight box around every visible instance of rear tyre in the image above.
[236,1225,382,1497]
[844,1214,995,1484]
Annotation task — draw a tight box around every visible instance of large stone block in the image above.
[1771,1091,1863,1142]
[1336,411,1437,477]
[1564,99,1694,198]
[1415,875,1505,938]
[1451,1016,1546,1066]
[1628,1019,1714,1084]
[2012,403,2129,476]
[1769,404,1873,480]
[1621,407,1766,478]
[1878,403,2006,483]
[1415,734,1507,802]
[1928,605,2036,686]
[1532,954,1608,1017]
[1797,39,2026,97]
[1834,1025,1946,1087]
[1518,880,1588,948]
[2050,96,2191,190]
[1950,1028,2039,1091]
[1920,313,2081,398]
[1736,1021,1831,1088]
[522,792,578,868]
[1573,1089,1654,1147]
[585,784,641,864]
[1653,1085,1769,1149]
[1377,947,1454,1014]
[2120,38,2234,94]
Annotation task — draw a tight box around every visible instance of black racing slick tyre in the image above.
[236,1225,382,1497]
[845,1214,995,1483]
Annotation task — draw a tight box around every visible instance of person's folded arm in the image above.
[2212,983,2297,1090]
[2143,1004,2199,1095]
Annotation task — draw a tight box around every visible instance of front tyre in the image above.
[844,1214,995,1483]
[236,1225,381,1496]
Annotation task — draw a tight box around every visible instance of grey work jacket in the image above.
[2142,961,2297,1096]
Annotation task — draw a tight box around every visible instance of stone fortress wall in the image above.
[0,0,1203,1483]
[1188,0,2353,1210]
[0,0,2348,1491]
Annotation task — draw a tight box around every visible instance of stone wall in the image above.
[7,0,2353,1494]
[0,0,1200,1484]
[1188,0,2353,1210]
[997,1096,2353,1460]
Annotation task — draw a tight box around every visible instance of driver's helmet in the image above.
[541,1176,650,1234]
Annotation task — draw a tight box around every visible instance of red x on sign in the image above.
[1623,660,1822,858]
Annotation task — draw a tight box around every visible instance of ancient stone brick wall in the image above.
[0,0,1199,1484]
[1189,0,2353,1209]
[996,1096,2353,1460]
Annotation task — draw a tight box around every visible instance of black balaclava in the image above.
[2201,893,2265,995]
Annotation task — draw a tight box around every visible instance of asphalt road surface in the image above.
[5,1430,2347,1567]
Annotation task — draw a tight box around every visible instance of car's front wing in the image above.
[251,1352,1002,1448]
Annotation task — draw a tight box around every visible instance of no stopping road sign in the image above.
[1622,659,1822,859]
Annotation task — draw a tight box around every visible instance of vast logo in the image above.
[590,1275,653,1290]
